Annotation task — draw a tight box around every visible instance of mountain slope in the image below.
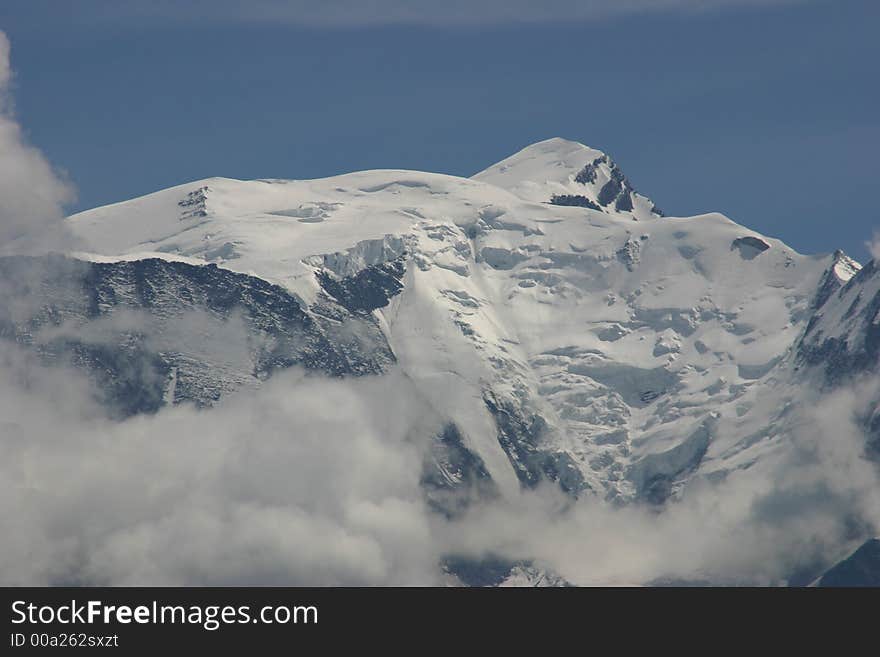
[473,137,663,220]
[0,254,397,415]
[817,538,880,586]
[54,138,865,508]
[4,138,877,585]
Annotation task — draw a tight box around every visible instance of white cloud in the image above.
[1,329,877,586]
[0,32,10,90]
[866,230,880,262]
[0,351,442,585]
[0,31,75,250]
[439,381,880,585]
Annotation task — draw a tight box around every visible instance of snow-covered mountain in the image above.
[3,137,877,585]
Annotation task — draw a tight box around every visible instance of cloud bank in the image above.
[1,333,877,586]
[0,353,441,585]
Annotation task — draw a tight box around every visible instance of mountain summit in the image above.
[474,138,663,220]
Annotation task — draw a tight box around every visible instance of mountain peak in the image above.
[473,138,662,220]
[514,136,603,158]
[474,138,605,181]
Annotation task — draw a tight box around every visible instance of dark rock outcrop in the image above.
[421,423,498,519]
[484,392,586,496]
[817,538,880,587]
[316,257,405,314]
[549,194,602,211]
[0,254,396,416]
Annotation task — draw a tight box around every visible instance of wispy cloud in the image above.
[866,230,880,262]
[5,0,817,29]
[1,323,876,585]
[179,0,816,26]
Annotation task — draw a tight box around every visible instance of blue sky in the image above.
[1,0,877,260]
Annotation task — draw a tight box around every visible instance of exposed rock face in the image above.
[317,258,406,313]
[442,554,571,587]
[797,259,880,386]
[421,424,498,519]
[615,238,641,271]
[817,538,880,587]
[575,156,604,185]
[813,250,861,309]
[177,185,210,219]
[596,159,635,211]
[550,194,602,211]
[0,254,397,416]
[485,393,587,496]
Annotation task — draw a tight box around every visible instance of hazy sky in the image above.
[1,0,877,260]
